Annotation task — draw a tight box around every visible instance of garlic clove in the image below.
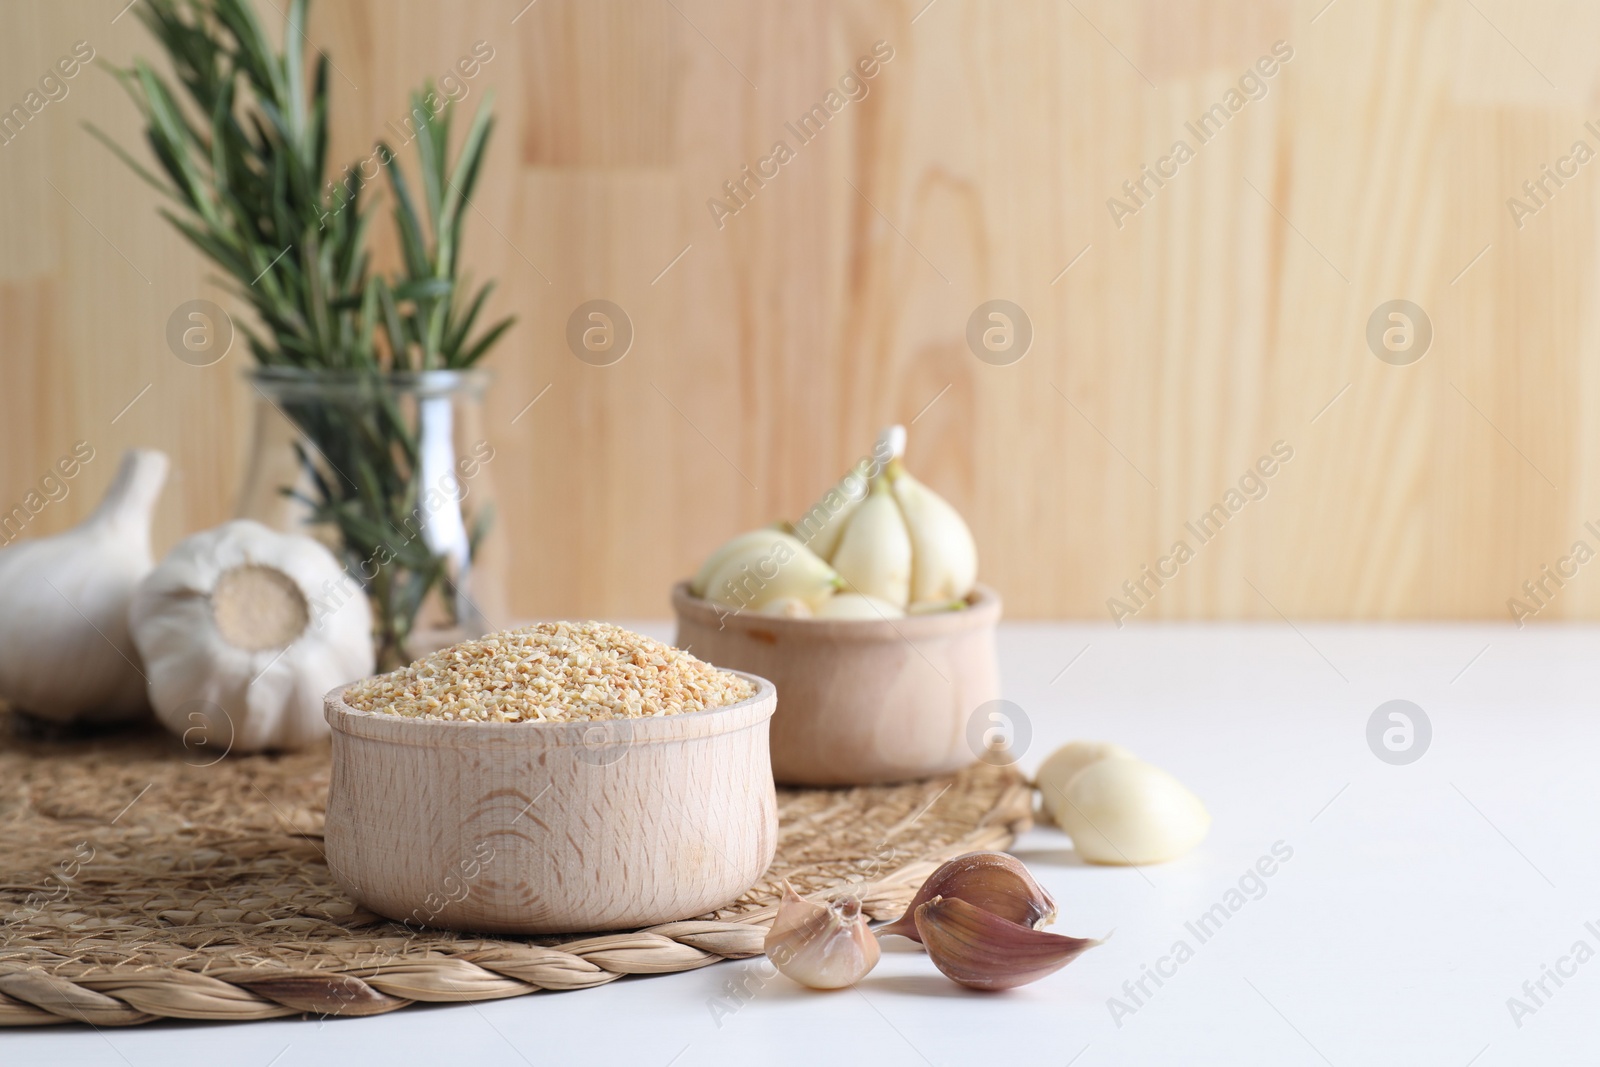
[914,895,1101,991]
[700,531,841,612]
[1035,740,1138,828]
[889,463,978,604]
[812,592,905,620]
[0,448,168,724]
[878,851,1056,943]
[830,476,912,607]
[759,596,814,618]
[793,426,906,561]
[793,460,873,562]
[765,883,881,990]
[1049,756,1210,866]
[691,526,788,597]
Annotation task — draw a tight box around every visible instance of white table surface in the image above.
[12,621,1599,1066]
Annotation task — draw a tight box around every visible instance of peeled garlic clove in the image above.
[1051,757,1210,865]
[878,851,1056,942]
[890,463,977,604]
[764,883,880,990]
[830,476,912,607]
[915,896,1101,991]
[691,526,789,596]
[793,426,907,561]
[0,448,168,724]
[812,592,904,620]
[701,531,841,611]
[1035,740,1138,828]
[759,596,814,618]
[793,460,872,562]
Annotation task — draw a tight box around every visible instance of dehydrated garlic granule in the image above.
[344,621,755,723]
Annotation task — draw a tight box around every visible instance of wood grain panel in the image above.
[2,0,1598,625]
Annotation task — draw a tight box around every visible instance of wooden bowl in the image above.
[672,583,1002,786]
[322,673,778,934]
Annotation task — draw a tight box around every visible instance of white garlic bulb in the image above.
[1049,755,1210,866]
[0,449,168,724]
[129,519,374,753]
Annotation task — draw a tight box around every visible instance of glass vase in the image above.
[236,367,506,670]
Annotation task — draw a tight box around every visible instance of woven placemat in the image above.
[0,712,1031,1026]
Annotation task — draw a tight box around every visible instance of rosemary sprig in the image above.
[92,0,514,667]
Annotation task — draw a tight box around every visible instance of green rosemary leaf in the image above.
[213,0,284,104]
[455,316,515,368]
[374,277,410,371]
[207,77,235,220]
[341,211,373,293]
[444,278,492,356]
[287,440,334,501]
[83,124,184,204]
[311,54,330,182]
[158,208,244,277]
[391,277,454,302]
[283,0,308,153]
[382,143,432,278]
[440,101,494,260]
[412,92,445,232]
[354,276,379,364]
[133,61,204,163]
[301,236,333,360]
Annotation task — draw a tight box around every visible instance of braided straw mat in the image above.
[0,712,1031,1026]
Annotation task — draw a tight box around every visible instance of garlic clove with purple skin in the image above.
[878,851,1056,943]
[914,895,1103,991]
[764,882,880,990]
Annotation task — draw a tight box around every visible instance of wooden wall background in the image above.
[3,0,1598,622]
